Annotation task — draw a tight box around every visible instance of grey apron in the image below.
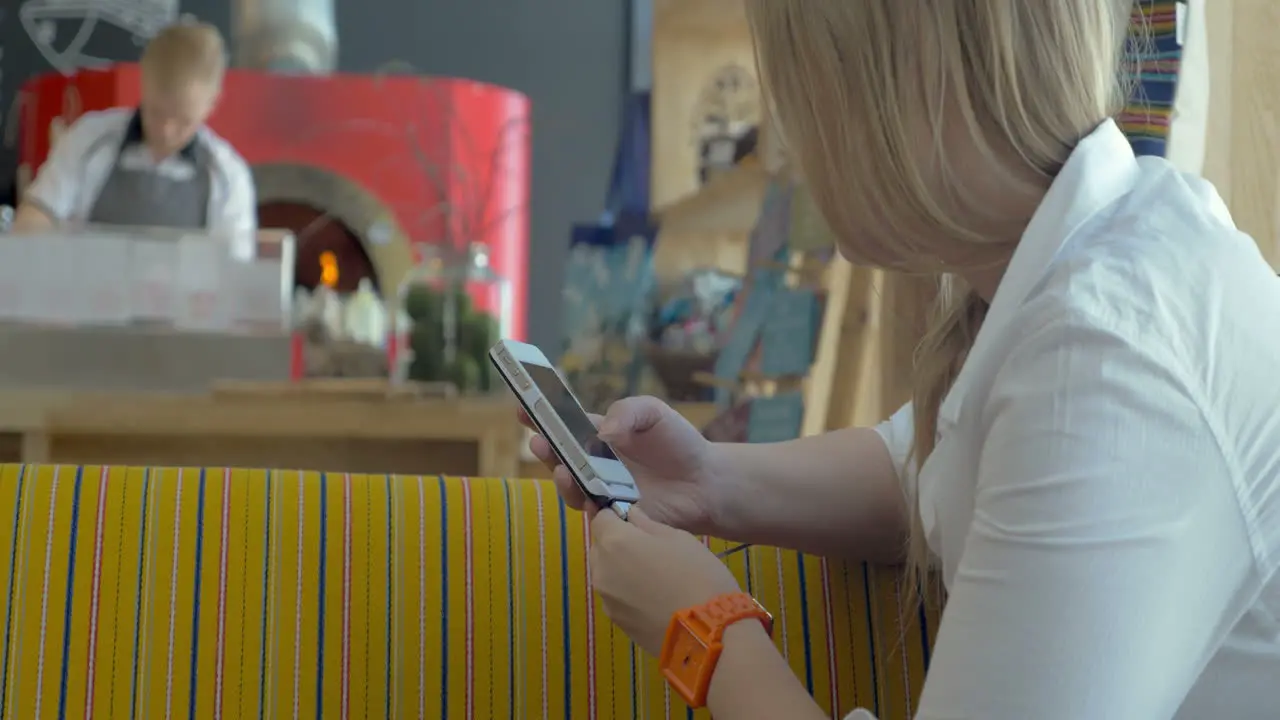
[87,110,211,229]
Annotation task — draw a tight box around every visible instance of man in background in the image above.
[12,21,256,252]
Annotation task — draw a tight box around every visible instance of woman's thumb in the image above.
[596,396,666,441]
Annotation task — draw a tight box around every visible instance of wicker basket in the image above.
[643,343,717,402]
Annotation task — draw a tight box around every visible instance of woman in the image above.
[527,2,1280,718]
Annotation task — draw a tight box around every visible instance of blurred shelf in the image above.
[656,156,770,234]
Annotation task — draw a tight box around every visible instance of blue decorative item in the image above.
[703,176,826,439]
[560,92,658,410]
[760,287,820,378]
[746,392,806,443]
[746,260,786,297]
[710,278,771,406]
[747,182,794,269]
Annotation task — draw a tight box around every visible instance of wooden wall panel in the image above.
[1203,0,1280,267]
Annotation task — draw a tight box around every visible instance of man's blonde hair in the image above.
[140,21,227,92]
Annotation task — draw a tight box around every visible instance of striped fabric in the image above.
[0,465,935,719]
[1119,0,1184,158]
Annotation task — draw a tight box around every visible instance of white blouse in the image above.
[866,120,1280,719]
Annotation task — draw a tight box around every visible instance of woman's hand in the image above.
[521,396,726,535]
[588,504,742,656]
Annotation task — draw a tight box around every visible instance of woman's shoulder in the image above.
[1029,163,1275,339]
[1001,162,1280,445]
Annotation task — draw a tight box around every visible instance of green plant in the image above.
[405,284,499,392]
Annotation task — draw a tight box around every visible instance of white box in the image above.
[32,236,82,324]
[128,240,179,323]
[174,234,229,331]
[0,239,34,320]
[75,235,133,325]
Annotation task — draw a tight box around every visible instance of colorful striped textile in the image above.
[1119,0,1184,158]
[0,465,935,719]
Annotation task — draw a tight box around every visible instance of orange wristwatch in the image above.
[659,592,774,708]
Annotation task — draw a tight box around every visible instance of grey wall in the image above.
[0,0,630,347]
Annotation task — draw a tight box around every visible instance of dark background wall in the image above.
[0,0,630,348]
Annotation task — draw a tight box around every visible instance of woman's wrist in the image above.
[696,441,745,538]
[698,440,792,543]
[706,619,772,707]
[696,431,909,562]
[705,617,826,719]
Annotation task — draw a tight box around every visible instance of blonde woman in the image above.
[526,2,1280,718]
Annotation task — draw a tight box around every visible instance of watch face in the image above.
[661,620,716,707]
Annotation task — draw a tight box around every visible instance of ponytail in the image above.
[906,276,988,598]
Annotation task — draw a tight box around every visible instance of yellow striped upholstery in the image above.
[0,465,935,719]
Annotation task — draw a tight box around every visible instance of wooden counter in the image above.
[0,388,717,478]
[0,388,525,477]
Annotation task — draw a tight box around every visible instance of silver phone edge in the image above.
[488,344,641,508]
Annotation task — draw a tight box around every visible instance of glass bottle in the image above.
[391,242,512,393]
[344,278,387,348]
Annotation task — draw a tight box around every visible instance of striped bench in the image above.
[0,465,935,719]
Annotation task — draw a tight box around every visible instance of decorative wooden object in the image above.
[651,0,760,211]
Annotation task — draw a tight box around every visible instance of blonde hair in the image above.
[745,1,1128,591]
[140,21,227,92]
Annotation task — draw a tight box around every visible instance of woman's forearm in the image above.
[705,426,908,563]
[706,622,830,720]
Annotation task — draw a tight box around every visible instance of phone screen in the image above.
[521,363,618,461]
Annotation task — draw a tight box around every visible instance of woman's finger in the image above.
[528,433,556,465]
[552,465,589,510]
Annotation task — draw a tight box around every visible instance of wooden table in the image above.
[0,389,525,477]
[0,388,719,478]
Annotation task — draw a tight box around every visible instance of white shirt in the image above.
[867,120,1280,719]
[24,108,256,240]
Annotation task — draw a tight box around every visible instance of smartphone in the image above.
[489,339,640,516]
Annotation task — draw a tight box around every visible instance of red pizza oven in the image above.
[18,63,531,340]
